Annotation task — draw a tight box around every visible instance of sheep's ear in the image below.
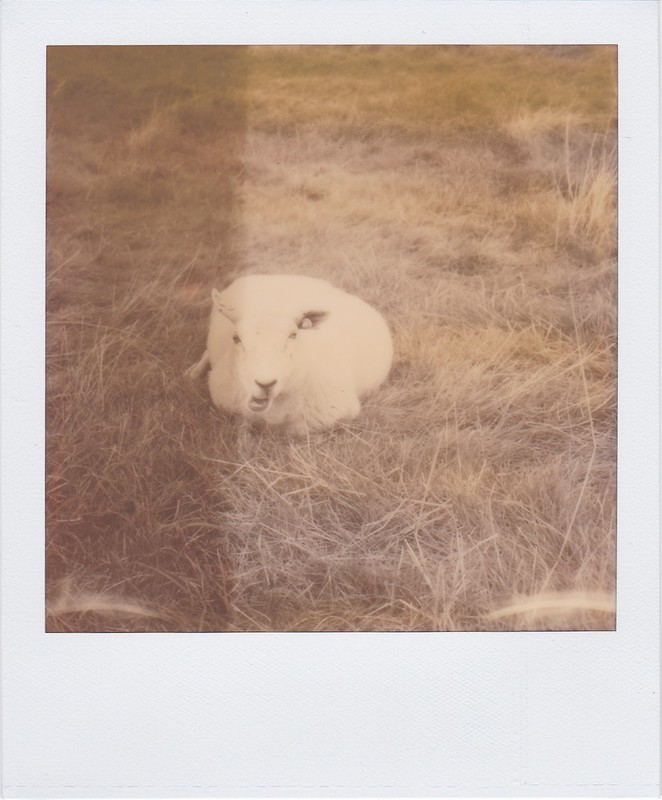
[297,311,328,329]
[211,289,239,323]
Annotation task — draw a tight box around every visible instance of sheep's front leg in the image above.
[184,350,210,380]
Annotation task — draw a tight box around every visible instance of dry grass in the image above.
[46,45,617,632]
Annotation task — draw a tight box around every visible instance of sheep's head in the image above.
[212,288,328,414]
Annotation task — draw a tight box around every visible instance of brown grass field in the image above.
[46,45,617,632]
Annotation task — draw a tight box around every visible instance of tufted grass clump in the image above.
[46,45,616,632]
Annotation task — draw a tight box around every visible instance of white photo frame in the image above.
[1,1,659,796]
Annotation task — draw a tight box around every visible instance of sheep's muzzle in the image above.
[248,396,271,412]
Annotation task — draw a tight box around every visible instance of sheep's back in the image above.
[306,290,393,398]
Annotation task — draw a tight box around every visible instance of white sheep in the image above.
[186,274,393,436]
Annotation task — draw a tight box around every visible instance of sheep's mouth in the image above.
[248,396,271,412]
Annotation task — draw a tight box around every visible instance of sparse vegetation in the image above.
[46,45,617,632]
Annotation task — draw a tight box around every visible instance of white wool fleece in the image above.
[202,274,393,436]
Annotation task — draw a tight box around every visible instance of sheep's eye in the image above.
[298,316,313,330]
[232,334,241,344]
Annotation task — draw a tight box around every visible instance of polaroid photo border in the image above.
[1,0,659,796]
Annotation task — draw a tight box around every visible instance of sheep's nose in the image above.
[255,379,277,393]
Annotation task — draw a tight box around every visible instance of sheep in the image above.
[186,274,393,436]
